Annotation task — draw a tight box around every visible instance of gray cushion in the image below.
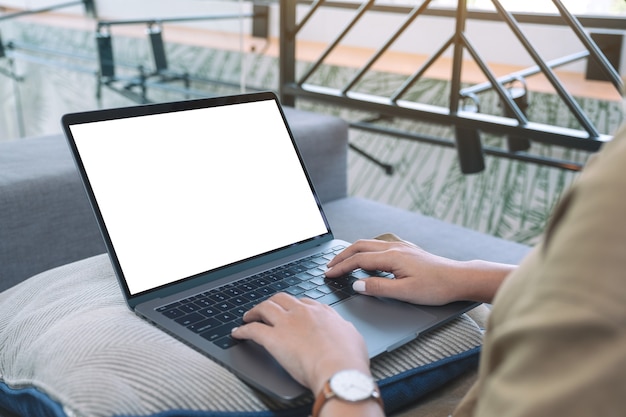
[0,135,105,291]
[282,107,348,204]
[0,254,483,417]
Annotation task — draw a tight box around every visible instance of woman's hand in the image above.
[231,293,371,396]
[326,237,514,305]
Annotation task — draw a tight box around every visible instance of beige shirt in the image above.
[453,123,626,417]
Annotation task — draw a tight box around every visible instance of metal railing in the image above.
[94,6,269,103]
[0,1,269,136]
[279,0,625,173]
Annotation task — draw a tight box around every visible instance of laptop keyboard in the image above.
[155,245,392,350]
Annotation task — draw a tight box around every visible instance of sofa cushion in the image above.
[0,134,105,293]
[0,254,483,417]
[324,197,531,264]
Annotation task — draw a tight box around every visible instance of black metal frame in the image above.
[279,0,624,173]
[95,7,270,104]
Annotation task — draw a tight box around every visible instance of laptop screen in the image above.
[67,96,330,295]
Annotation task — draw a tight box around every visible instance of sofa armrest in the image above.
[283,107,348,203]
[0,134,106,292]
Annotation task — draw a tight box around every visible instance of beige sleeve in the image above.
[454,124,626,417]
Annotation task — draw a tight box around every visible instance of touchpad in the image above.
[333,296,438,357]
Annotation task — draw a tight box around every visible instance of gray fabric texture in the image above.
[281,107,348,203]
[0,134,105,291]
[0,254,483,417]
[324,197,530,265]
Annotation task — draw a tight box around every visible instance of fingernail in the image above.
[353,280,366,293]
[231,327,239,334]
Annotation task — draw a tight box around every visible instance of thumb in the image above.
[352,277,402,299]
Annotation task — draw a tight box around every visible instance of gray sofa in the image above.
[0,106,529,293]
[0,106,530,416]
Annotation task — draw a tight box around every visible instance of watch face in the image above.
[329,369,375,402]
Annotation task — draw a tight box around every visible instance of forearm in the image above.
[448,260,515,303]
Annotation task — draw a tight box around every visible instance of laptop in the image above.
[62,91,478,402]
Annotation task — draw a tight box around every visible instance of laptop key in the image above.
[230,306,248,317]
[298,280,317,291]
[208,292,229,303]
[194,297,213,308]
[316,284,334,294]
[310,276,325,286]
[269,281,289,291]
[214,335,240,349]
[301,261,318,269]
[238,282,258,292]
[179,303,201,314]
[316,291,350,306]
[215,301,236,311]
[351,269,371,279]
[224,287,243,297]
[326,277,354,290]
[304,289,325,299]
[175,312,205,327]
[310,257,327,266]
[244,291,264,302]
[252,277,271,287]
[286,285,305,296]
[309,267,327,276]
[162,307,185,319]
[284,277,301,286]
[215,312,235,322]
[230,296,249,305]
[188,317,222,333]
[200,322,239,342]
[198,307,219,317]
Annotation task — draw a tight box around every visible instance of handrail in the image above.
[279,0,624,173]
[0,0,96,21]
[97,12,257,29]
[310,1,626,30]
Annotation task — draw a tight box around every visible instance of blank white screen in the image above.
[70,99,329,295]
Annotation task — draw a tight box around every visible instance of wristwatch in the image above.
[311,369,384,417]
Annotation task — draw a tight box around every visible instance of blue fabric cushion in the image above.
[0,255,482,417]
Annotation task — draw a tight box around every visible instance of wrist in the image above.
[311,369,383,417]
[453,259,514,303]
[310,358,371,396]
